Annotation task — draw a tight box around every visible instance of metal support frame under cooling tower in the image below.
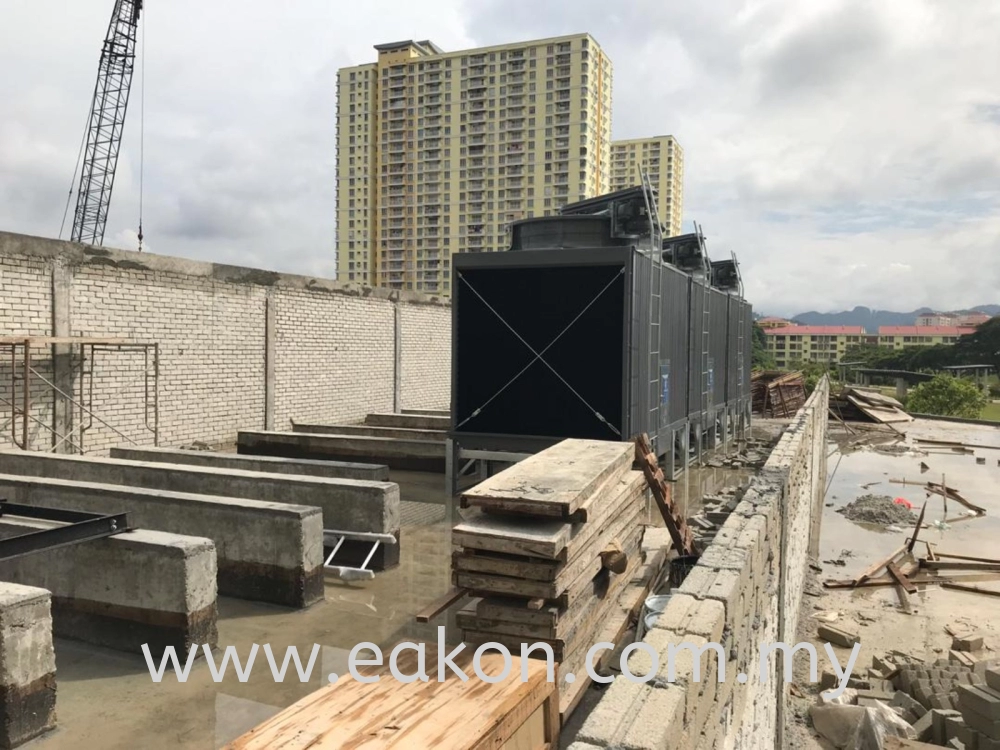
[445,437,534,522]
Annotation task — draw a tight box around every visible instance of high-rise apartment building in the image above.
[609,136,684,237]
[335,34,613,294]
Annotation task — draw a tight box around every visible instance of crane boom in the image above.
[70,0,143,246]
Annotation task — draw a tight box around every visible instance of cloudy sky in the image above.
[1,0,998,316]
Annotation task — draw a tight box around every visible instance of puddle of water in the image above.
[821,420,1000,581]
[33,474,457,750]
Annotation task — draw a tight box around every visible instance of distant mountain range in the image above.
[762,305,1000,333]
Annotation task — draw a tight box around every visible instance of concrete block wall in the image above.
[0,231,451,454]
[579,378,829,750]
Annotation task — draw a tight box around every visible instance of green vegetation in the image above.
[982,402,1000,423]
[751,324,775,370]
[905,375,990,419]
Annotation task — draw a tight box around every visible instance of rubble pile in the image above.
[836,494,917,527]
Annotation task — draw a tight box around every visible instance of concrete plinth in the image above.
[0,450,399,536]
[238,431,446,472]
[364,413,451,431]
[291,423,446,443]
[0,522,217,657]
[0,584,56,749]
[109,446,389,482]
[0,474,323,608]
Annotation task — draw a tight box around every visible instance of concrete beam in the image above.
[238,430,446,472]
[109,446,389,482]
[401,409,449,417]
[364,413,450,431]
[0,521,217,657]
[0,474,323,608]
[0,583,56,749]
[290,423,446,443]
[0,450,399,536]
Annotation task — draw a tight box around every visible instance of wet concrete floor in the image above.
[27,456,756,750]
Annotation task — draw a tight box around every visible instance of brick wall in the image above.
[399,302,451,411]
[0,231,451,454]
[576,378,829,750]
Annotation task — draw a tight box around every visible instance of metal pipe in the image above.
[22,343,30,451]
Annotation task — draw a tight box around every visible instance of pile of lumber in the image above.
[452,439,651,717]
[751,370,806,417]
[830,386,913,424]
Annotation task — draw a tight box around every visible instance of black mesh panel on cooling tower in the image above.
[455,263,626,440]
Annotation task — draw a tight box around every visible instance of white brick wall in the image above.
[400,301,450,411]
[272,288,395,429]
[0,232,452,454]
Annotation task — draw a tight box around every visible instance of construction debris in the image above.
[831,387,914,424]
[837,494,918,527]
[752,370,806,418]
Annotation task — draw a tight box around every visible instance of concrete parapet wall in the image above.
[0,523,217,657]
[0,450,399,536]
[579,378,830,750]
[0,474,323,608]
[0,583,56,749]
[0,231,450,454]
[108,446,390,482]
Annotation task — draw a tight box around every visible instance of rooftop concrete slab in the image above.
[238,430,446,472]
[109,446,389,481]
[0,450,399,535]
[0,473,323,608]
[0,520,217,657]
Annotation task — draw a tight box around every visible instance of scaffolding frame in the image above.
[0,337,159,453]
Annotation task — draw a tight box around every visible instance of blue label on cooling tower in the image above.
[660,361,670,406]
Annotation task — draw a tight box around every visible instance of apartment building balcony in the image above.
[388,175,406,186]
[505,117,526,129]
[425,104,442,116]
[555,103,571,115]
[556,65,571,77]
[507,72,525,83]
[426,71,442,82]
[424,94,442,105]
[468,178,485,190]
[468,156,486,168]
[556,91,571,102]
[555,53,571,65]
[387,238,406,250]
[426,113,442,126]
[468,145,486,157]
[467,236,485,249]
[505,154,525,166]
[506,188,524,199]
[508,61,526,73]
[388,144,406,155]
[389,98,405,110]
[468,190,485,201]
[506,164,524,176]
[554,187,570,197]
[469,101,486,113]
[468,134,486,146]
[554,137,570,149]
[468,75,486,88]
[469,88,487,101]
[467,123,487,135]
[508,84,525,95]
[507,94,525,106]
[466,224,485,235]
[388,185,405,197]
[387,208,406,218]
[388,197,409,208]
[555,114,570,125]
[469,54,487,65]
[469,64,486,76]
[507,106,526,117]
[422,150,442,161]
[469,111,486,122]
[555,125,570,137]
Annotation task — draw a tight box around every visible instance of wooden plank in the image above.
[934,552,1000,564]
[415,587,467,623]
[461,438,634,517]
[227,648,554,750]
[455,506,644,601]
[907,501,927,553]
[920,561,1000,572]
[453,472,645,561]
[825,572,1000,589]
[854,545,906,586]
[454,474,646,575]
[940,582,1000,598]
[887,561,917,594]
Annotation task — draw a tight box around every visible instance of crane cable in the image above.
[137,1,146,251]
[58,111,90,241]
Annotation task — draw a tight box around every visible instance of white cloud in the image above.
[1,0,998,314]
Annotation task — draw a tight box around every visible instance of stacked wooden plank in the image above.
[752,370,806,417]
[451,439,650,716]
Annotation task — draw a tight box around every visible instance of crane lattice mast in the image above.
[70,0,143,246]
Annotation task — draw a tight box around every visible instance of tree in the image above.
[952,317,1000,373]
[751,324,775,370]
[905,375,989,419]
